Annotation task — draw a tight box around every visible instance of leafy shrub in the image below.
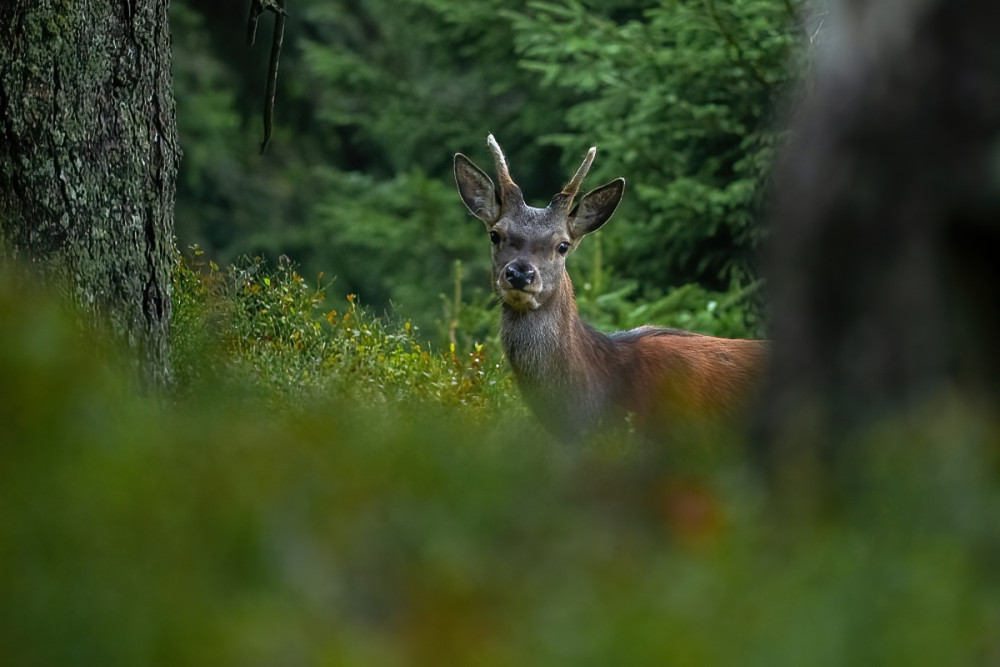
[253,166,497,349]
[172,248,517,414]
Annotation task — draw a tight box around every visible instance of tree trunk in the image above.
[0,0,179,388]
[757,0,1000,470]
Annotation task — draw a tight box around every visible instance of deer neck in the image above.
[500,276,608,388]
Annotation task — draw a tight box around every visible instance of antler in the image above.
[550,145,597,212]
[487,134,525,207]
[563,146,596,199]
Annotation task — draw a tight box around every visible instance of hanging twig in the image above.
[247,0,287,154]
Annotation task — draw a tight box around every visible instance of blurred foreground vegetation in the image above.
[2,257,999,664]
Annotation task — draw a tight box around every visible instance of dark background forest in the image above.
[172,0,803,346]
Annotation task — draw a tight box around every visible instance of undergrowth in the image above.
[172,248,518,416]
[1,255,998,665]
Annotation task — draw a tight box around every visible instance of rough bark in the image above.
[758,0,1000,465]
[0,0,179,388]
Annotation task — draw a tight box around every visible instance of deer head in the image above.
[454,135,625,311]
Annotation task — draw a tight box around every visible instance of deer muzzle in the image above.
[498,259,542,310]
[504,261,536,291]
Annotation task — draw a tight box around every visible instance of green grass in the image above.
[1,256,998,665]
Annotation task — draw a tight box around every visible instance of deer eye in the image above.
[489,231,501,245]
[557,241,571,255]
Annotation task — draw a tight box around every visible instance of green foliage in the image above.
[172,248,515,412]
[249,167,497,344]
[569,232,765,338]
[579,277,766,339]
[3,270,999,664]
[506,0,800,294]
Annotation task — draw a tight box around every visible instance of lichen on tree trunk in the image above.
[0,0,180,389]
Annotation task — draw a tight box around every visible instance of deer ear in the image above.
[569,178,625,238]
[454,153,501,224]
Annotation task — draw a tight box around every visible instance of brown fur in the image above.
[501,289,767,438]
[618,330,767,433]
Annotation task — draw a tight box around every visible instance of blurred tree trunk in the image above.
[758,0,1000,472]
[0,0,179,388]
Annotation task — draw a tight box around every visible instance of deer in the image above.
[453,135,768,439]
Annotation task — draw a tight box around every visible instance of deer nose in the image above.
[505,262,536,291]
